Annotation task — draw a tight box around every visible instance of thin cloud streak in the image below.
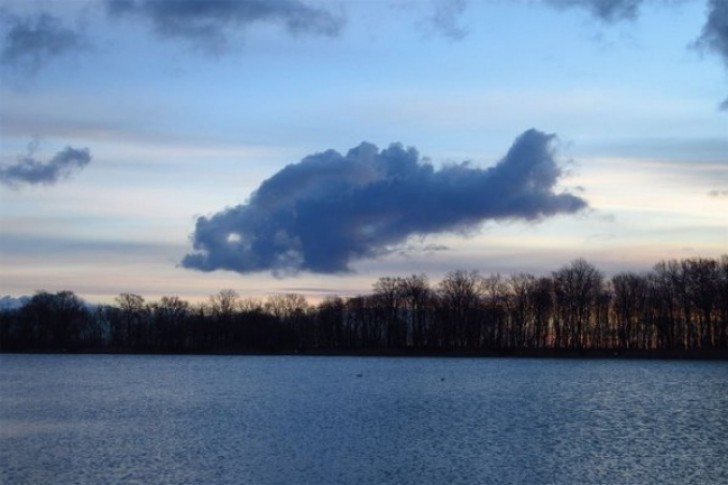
[708,189,728,197]
[0,142,91,187]
[182,129,588,276]
[106,0,344,53]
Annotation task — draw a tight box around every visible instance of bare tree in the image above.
[373,277,405,348]
[508,273,536,349]
[265,293,310,348]
[482,274,508,349]
[399,274,432,349]
[265,293,308,321]
[552,259,603,350]
[149,296,190,350]
[316,296,345,349]
[115,293,146,348]
[612,273,648,350]
[437,270,484,350]
[209,289,239,318]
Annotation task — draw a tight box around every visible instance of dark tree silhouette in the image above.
[1,256,726,357]
[552,259,603,350]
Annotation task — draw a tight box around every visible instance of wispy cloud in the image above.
[543,0,644,22]
[0,141,91,187]
[698,0,728,65]
[541,0,727,109]
[427,0,468,40]
[708,189,728,197]
[106,0,344,53]
[182,129,588,276]
[695,0,728,109]
[0,11,84,73]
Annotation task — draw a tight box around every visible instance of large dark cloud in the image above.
[0,143,91,187]
[0,11,83,72]
[182,129,587,276]
[106,0,343,52]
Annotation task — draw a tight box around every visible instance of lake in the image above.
[1,355,726,484]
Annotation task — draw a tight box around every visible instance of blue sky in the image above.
[0,0,726,303]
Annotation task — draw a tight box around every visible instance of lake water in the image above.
[1,355,726,484]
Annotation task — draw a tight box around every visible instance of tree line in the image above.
[1,256,726,356]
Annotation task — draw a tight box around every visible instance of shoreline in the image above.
[3,348,727,361]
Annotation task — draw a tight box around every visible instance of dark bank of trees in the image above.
[1,256,727,357]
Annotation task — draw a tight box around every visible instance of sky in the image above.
[0,0,726,304]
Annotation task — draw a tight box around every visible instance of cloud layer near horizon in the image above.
[182,129,588,276]
[0,144,91,187]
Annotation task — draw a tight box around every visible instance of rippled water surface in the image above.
[1,355,726,484]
